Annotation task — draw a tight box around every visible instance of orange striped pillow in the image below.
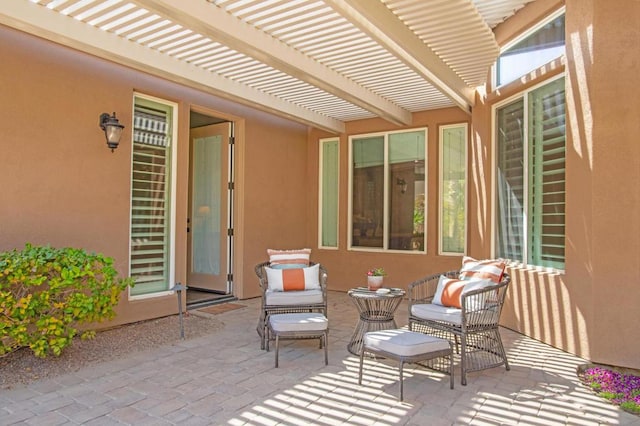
[267,248,311,267]
[265,264,320,292]
[459,256,506,283]
[433,275,494,308]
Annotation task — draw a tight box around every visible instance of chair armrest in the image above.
[317,263,328,289]
[254,261,270,294]
[408,270,458,306]
[460,274,510,326]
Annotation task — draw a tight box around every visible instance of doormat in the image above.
[197,303,246,315]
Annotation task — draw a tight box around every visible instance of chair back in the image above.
[461,273,510,327]
[255,261,328,293]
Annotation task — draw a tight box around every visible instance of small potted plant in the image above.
[367,267,386,290]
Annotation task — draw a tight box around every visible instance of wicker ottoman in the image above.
[358,329,454,401]
[267,312,329,368]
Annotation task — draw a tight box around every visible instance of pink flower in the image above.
[367,268,386,277]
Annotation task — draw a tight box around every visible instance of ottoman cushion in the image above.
[364,329,450,357]
[270,313,328,332]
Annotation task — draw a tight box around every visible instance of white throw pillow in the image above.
[265,263,320,292]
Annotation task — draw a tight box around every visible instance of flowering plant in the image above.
[582,365,640,414]
[367,267,386,277]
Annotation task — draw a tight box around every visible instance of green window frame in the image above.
[495,76,566,270]
[129,94,178,297]
[439,123,467,255]
[319,138,339,249]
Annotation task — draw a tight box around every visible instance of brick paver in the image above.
[1,291,638,425]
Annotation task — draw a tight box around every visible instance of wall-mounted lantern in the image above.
[396,178,407,194]
[99,112,125,152]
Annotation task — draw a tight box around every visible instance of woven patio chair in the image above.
[255,261,328,350]
[408,270,511,385]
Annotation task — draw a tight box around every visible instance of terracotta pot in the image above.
[367,275,384,291]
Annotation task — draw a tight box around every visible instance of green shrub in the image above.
[0,243,134,358]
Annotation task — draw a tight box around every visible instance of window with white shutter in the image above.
[129,95,177,296]
[495,76,565,270]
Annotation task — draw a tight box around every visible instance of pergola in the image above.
[1,0,533,133]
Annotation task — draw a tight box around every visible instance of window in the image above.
[319,138,339,248]
[129,94,177,297]
[439,124,467,255]
[496,9,565,87]
[495,76,565,269]
[349,129,426,252]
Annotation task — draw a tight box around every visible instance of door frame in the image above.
[187,107,236,297]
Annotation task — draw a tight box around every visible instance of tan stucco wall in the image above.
[0,25,308,325]
[306,0,640,370]
[2,0,639,370]
[308,108,471,290]
[566,0,640,367]
[471,0,640,369]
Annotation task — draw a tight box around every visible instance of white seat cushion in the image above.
[265,288,323,306]
[269,313,328,332]
[411,303,463,325]
[364,329,450,357]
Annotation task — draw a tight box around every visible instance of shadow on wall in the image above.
[501,265,590,361]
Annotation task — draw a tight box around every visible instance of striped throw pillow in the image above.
[459,256,506,283]
[265,264,320,292]
[267,248,311,267]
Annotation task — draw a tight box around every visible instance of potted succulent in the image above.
[367,267,386,290]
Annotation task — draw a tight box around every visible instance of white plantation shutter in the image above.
[130,100,173,295]
[496,99,525,261]
[495,77,565,269]
[528,78,566,269]
[320,139,339,248]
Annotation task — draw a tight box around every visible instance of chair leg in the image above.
[399,360,404,402]
[265,328,270,352]
[448,352,455,389]
[274,334,280,368]
[358,346,365,385]
[263,314,271,351]
[258,312,266,350]
[492,328,510,371]
[460,334,467,386]
[323,333,328,366]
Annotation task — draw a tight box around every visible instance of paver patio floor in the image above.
[1,291,638,425]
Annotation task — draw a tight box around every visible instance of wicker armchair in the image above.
[254,261,328,350]
[408,270,511,385]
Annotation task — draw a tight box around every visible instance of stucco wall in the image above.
[2,0,639,370]
[567,0,640,368]
[308,108,471,290]
[307,0,640,370]
[472,0,640,369]
[0,25,309,324]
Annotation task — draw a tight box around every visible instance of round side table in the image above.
[347,287,406,356]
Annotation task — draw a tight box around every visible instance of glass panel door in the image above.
[188,123,230,293]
